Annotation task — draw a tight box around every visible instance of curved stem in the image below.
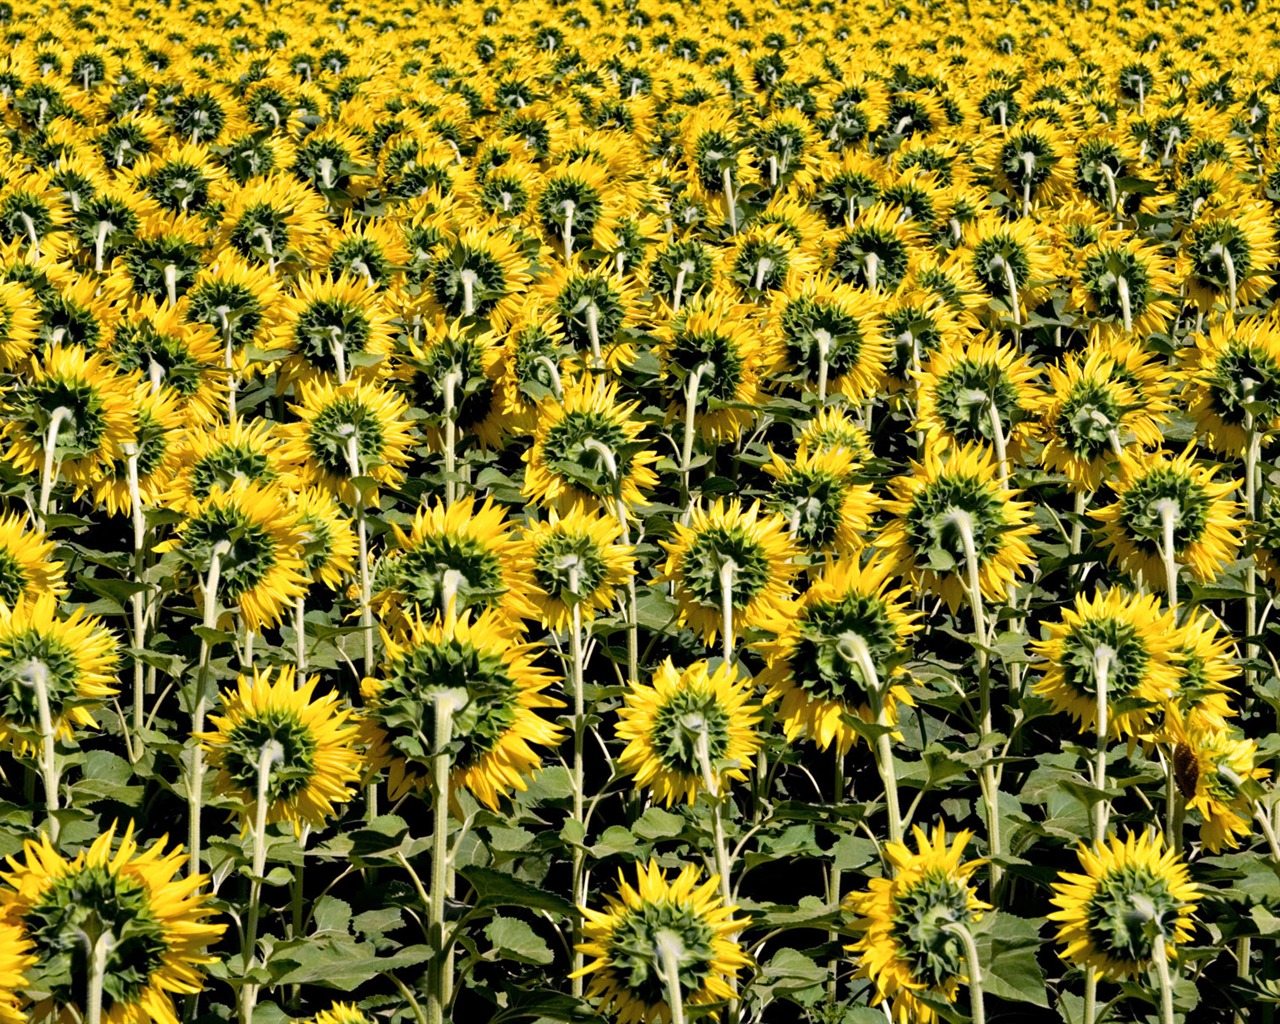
[1152,933,1175,1024]
[125,447,147,744]
[345,436,374,673]
[28,661,59,841]
[568,569,587,998]
[1155,498,1180,615]
[1002,257,1021,327]
[241,740,283,1024]
[943,921,985,1024]
[680,363,710,507]
[719,558,736,664]
[1116,274,1133,333]
[863,252,879,293]
[428,693,460,1024]
[443,370,461,506]
[987,400,1008,485]
[38,406,72,528]
[189,540,230,876]
[655,930,688,1024]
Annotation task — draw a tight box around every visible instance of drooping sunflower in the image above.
[656,500,797,647]
[0,280,39,370]
[361,607,564,808]
[92,383,184,517]
[156,481,308,631]
[845,824,989,1024]
[878,443,1038,610]
[1178,203,1276,312]
[2,345,136,491]
[615,658,762,806]
[1181,314,1280,456]
[293,488,358,591]
[273,272,396,384]
[1049,830,1199,981]
[0,822,224,1024]
[655,290,773,443]
[0,592,119,755]
[105,298,226,426]
[513,504,634,632]
[198,665,364,833]
[914,334,1042,462]
[1071,238,1178,339]
[428,223,532,326]
[1093,447,1242,589]
[796,406,874,463]
[164,416,292,511]
[1164,705,1267,853]
[277,378,414,506]
[759,556,921,755]
[1031,588,1179,739]
[372,495,537,625]
[961,213,1054,325]
[573,860,750,1024]
[495,304,572,435]
[1038,347,1163,491]
[523,376,659,515]
[0,512,65,606]
[762,446,878,557]
[396,318,507,450]
[769,273,889,402]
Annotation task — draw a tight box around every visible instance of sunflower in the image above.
[0,592,119,755]
[523,376,659,515]
[656,499,797,647]
[156,481,308,631]
[0,512,65,607]
[2,345,136,491]
[727,222,817,299]
[218,173,330,272]
[829,204,922,294]
[183,250,282,367]
[372,495,537,625]
[1038,347,1164,491]
[1164,609,1238,723]
[308,1005,374,1024]
[327,213,410,290]
[655,291,773,443]
[615,658,762,806]
[105,298,227,426]
[1094,447,1242,589]
[533,259,640,372]
[1181,314,1280,456]
[199,665,363,833]
[164,416,292,511]
[1072,238,1178,339]
[987,118,1074,212]
[273,272,396,384]
[762,446,878,556]
[92,383,184,517]
[1031,588,1179,739]
[573,860,750,1024]
[293,488,358,591]
[0,280,39,370]
[0,822,224,1024]
[961,213,1054,325]
[769,273,889,402]
[796,406,874,463]
[1164,704,1267,853]
[361,607,564,808]
[878,443,1038,610]
[914,334,1042,463]
[514,504,634,632]
[759,556,921,755]
[495,304,572,435]
[277,378,414,505]
[427,225,531,326]
[845,824,989,1024]
[1049,830,1199,981]
[881,289,968,392]
[396,318,507,450]
[1178,203,1276,312]
[0,920,33,1024]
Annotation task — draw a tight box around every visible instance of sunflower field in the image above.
[9,0,1280,1022]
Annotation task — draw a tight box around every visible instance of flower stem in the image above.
[950,510,1001,893]
[189,540,230,877]
[1152,933,1175,1024]
[125,446,148,745]
[828,750,846,1002]
[241,740,283,1024]
[345,436,374,674]
[37,406,72,529]
[1116,274,1133,333]
[719,558,736,664]
[1093,646,1114,844]
[1002,257,1021,328]
[27,661,59,842]
[722,168,737,236]
[585,440,638,684]
[943,920,985,1024]
[987,400,1008,485]
[1155,498,1180,616]
[680,363,710,508]
[1244,417,1260,693]
[427,693,459,1024]
[655,930,688,1024]
[443,369,461,507]
[294,596,307,674]
[815,329,831,404]
[85,932,112,1024]
[568,568,587,998]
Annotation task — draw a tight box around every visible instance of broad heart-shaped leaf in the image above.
[459,865,575,916]
[974,913,1049,1007]
[267,936,432,986]
[484,914,554,964]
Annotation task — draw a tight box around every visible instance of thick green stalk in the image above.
[944,921,985,1024]
[427,694,459,1024]
[241,740,283,1024]
[189,540,230,877]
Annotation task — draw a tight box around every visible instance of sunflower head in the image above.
[616,657,763,806]
[763,446,878,556]
[1049,830,1199,981]
[573,860,750,1024]
[199,665,364,833]
[845,824,988,1024]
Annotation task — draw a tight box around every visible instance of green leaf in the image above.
[484,915,554,965]
[976,913,1049,1007]
[631,806,685,840]
[459,866,575,916]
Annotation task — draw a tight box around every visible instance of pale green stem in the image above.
[331,328,347,385]
[241,740,283,1024]
[164,264,177,307]
[815,329,831,404]
[680,363,711,507]
[562,200,575,262]
[531,356,563,400]
[943,921,985,1024]
[26,661,59,841]
[864,252,879,293]
[1221,245,1237,312]
[719,558,736,664]
[987,400,1008,484]
[693,727,733,907]
[1244,415,1260,693]
[189,540,230,877]
[459,269,478,318]
[294,596,306,674]
[1002,257,1021,327]
[1116,274,1133,333]
[584,439,637,684]
[655,930,688,1024]
[37,406,72,528]
[1155,498,1180,615]
[568,567,587,998]
[722,168,737,235]
[586,304,602,368]
[85,932,112,1024]
[1152,933,1174,1024]
[427,693,461,1024]
[828,751,845,1003]
[846,634,901,845]
[950,510,1001,892]
[125,446,147,743]
[344,435,373,673]
[443,369,461,507]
